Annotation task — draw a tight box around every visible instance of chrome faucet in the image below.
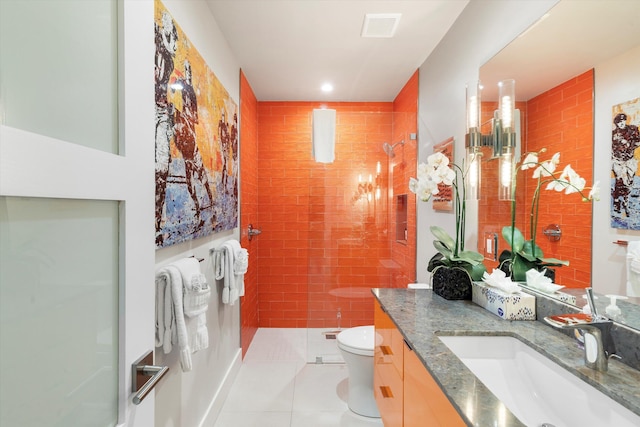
[544,288,618,372]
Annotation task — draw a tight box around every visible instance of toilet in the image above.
[337,325,380,418]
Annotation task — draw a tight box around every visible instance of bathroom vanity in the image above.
[372,288,640,427]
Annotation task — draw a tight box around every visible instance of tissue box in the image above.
[553,291,577,305]
[472,282,536,320]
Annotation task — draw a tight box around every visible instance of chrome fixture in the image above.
[132,350,169,405]
[247,223,262,241]
[544,288,619,372]
[542,224,562,242]
[382,140,405,158]
[465,79,519,200]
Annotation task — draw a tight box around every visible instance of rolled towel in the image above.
[166,265,192,372]
[183,273,210,317]
[234,248,249,274]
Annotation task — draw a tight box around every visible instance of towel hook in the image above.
[247,224,262,241]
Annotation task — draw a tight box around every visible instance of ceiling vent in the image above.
[361,13,402,38]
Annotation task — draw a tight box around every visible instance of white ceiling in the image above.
[480,0,640,101]
[206,0,469,102]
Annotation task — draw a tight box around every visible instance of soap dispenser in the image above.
[605,294,628,321]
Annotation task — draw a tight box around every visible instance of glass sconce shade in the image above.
[498,79,516,131]
[466,147,482,200]
[498,148,514,201]
[466,81,482,133]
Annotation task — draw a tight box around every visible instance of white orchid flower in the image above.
[563,165,585,194]
[409,176,439,202]
[588,181,601,201]
[533,160,556,178]
[417,162,430,176]
[521,152,538,170]
[532,152,560,178]
[546,179,568,192]
[431,164,456,186]
[427,152,449,170]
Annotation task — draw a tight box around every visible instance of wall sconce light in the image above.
[353,161,382,203]
[465,79,519,201]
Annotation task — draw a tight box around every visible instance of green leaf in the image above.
[433,240,453,260]
[468,262,487,281]
[538,257,569,267]
[502,226,525,252]
[430,226,456,251]
[512,254,535,281]
[452,250,484,265]
[522,240,544,258]
[427,253,448,272]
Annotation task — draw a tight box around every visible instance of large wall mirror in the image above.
[478,0,640,332]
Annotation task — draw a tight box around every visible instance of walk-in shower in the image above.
[382,140,405,157]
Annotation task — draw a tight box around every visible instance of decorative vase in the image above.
[432,266,472,300]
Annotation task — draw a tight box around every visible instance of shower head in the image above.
[383,140,405,157]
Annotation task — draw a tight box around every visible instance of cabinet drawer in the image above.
[374,356,403,427]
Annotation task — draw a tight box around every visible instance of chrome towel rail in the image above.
[132,350,169,405]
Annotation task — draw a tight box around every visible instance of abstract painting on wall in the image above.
[154,0,238,248]
[611,97,640,230]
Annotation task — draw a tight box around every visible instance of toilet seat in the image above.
[337,325,375,357]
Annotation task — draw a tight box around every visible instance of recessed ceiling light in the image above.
[321,83,334,93]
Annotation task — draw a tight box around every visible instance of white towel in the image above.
[172,257,210,354]
[312,109,336,163]
[627,241,640,297]
[173,257,211,317]
[155,265,192,372]
[212,239,248,305]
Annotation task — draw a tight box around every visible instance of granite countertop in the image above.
[372,288,640,427]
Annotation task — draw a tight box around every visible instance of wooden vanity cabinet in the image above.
[403,341,466,427]
[374,300,403,427]
[374,300,466,427]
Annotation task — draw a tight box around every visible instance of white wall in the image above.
[152,1,242,426]
[416,0,559,283]
[592,45,640,297]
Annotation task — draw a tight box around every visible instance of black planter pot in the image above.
[432,266,472,300]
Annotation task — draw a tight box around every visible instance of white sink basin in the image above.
[438,335,640,427]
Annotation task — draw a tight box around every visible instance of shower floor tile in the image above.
[212,328,382,427]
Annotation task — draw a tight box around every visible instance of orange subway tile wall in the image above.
[239,71,259,356]
[525,69,594,288]
[478,70,593,287]
[257,102,394,328]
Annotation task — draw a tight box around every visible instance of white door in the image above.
[0,1,156,426]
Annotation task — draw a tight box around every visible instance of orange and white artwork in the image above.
[154,0,238,248]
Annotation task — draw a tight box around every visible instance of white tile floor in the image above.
[212,328,383,427]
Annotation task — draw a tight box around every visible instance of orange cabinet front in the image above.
[403,341,466,427]
[374,300,403,427]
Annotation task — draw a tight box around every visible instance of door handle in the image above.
[132,350,169,405]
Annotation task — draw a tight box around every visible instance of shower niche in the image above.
[396,194,408,244]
